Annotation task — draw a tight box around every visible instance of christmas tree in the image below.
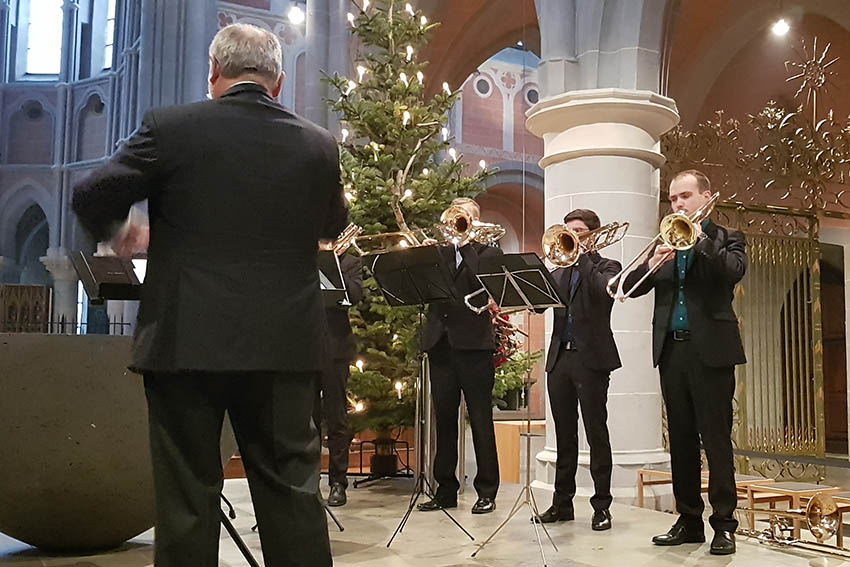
[324,0,491,435]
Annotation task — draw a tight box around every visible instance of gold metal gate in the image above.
[716,205,824,460]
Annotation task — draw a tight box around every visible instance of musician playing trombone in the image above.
[622,170,746,555]
[533,209,621,531]
[417,197,503,515]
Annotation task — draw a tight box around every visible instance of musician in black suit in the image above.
[533,209,620,531]
[417,197,502,515]
[623,170,746,556]
[71,24,346,567]
[315,250,363,507]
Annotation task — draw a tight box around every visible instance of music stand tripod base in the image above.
[363,246,475,548]
[467,253,566,566]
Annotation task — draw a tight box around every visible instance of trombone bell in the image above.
[737,492,844,549]
[660,213,699,250]
[542,221,629,268]
[542,224,581,267]
[439,204,505,246]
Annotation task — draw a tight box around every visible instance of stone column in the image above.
[138,0,217,111]
[527,89,679,502]
[325,0,350,134]
[305,0,330,127]
[40,248,78,333]
[0,0,11,82]
[59,0,81,82]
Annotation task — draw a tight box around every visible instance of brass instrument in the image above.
[606,192,719,301]
[736,492,850,558]
[439,204,506,246]
[350,230,424,256]
[333,223,364,255]
[542,221,629,267]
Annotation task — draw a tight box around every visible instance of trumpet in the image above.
[542,221,629,267]
[736,492,850,558]
[439,204,506,246]
[606,192,719,301]
[333,223,364,255]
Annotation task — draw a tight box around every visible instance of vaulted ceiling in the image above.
[415,0,539,95]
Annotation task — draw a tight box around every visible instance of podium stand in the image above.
[70,251,143,304]
[364,245,474,547]
[468,253,567,566]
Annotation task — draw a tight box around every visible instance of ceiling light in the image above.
[772,18,790,36]
[288,5,305,25]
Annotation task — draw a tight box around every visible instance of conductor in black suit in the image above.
[71,24,346,567]
[533,209,620,531]
[316,250,363,507]
[623,170,746,556]
[417,197,502,515]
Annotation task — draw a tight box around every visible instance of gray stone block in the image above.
[0,334,236,552]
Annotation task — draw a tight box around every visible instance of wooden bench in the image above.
[637,470,770,508]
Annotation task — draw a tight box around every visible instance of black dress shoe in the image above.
[417,497,457,512]
[327,483,347,507]
[591,509,612,531]
[532,505,575,523]
[651,524,705,546]
[471,497,496,514]
[710,531,736,555]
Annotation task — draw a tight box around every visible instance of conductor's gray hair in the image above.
[209,23,282,82]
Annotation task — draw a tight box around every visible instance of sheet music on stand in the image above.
[474,253,566,312]
[318,250,350,306]
[365,245,455,307]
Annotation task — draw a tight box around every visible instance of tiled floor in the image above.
[2,477,849,566]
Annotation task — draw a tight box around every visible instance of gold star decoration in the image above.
[785,36,840,123]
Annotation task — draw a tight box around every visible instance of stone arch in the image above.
[484,161,544,193]
[477,161,545,254]
[5,99,55,164]
[15,205,51,286]
[76,92,109,161]
[417,0,540,97]
[0,181,54,259]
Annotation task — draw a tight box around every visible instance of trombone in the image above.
[350,205,506,256]
[542,221,629,268]
[332,223,364,255]
[606,192,719,302]
[439,204,506,246]
[736,492,850,559]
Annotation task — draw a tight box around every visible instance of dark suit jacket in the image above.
[72,83,348,373]
[421,242,503,352]
[325,253,362,362]
[622,220,747,368]
[546,252,622,373]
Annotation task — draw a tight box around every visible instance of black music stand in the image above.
[363,245,474,547]
[468,252,567,566]
[473,253,565,312]
[318,250,350,307]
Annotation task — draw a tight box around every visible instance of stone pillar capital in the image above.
[40,248,77,282]
[526,88,679,169]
